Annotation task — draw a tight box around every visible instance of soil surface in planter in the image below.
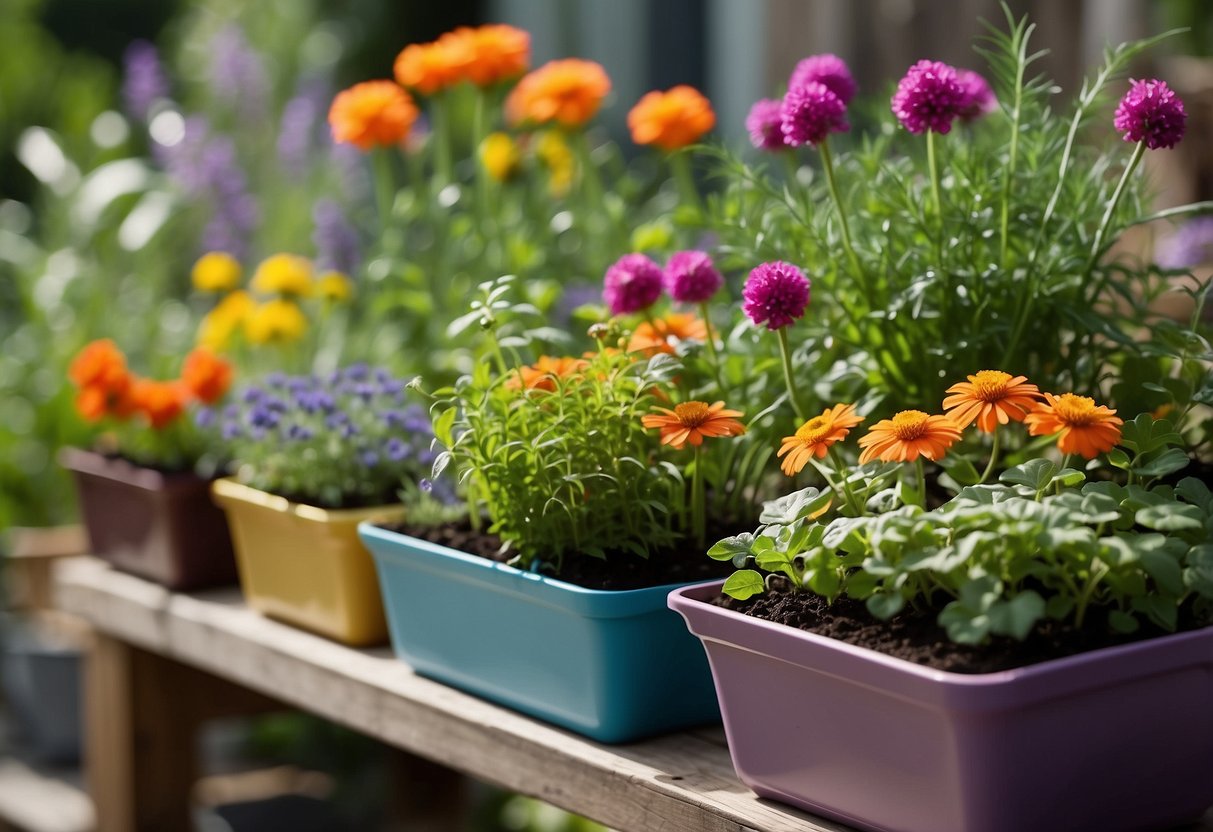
[379,520,733,591]
[716,590,1206,674]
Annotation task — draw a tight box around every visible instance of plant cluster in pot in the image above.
[207,365,441,646]
[60,339,238,590]
[360,266,766,743]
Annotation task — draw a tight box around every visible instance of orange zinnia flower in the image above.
[394,40,463,95]
[858,410,962,464]
[1024,393,1123,459]
[627,85,716,151]
[466,24,530,86]
[778,403,865,476]
[505,59,611,128]
[506,356,589,393]
[129,379,189,430]
[627,313,708,356]
[181,347,233,405]
[328,81,419,150]
[943,370,1041,433]
[642,401,746,449]
[69,339,129,393]
[74,386,110,423]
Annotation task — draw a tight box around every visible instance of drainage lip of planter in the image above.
[212,478,403,647]
[669,580,1213,832]
[359,522,721,744]
[59,447,237,591]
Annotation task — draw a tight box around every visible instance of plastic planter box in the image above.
[669,580,1213,832]
[0,616,82,764]
[212,478,403,646]
[359,523,720,743]
[60,447,237,590]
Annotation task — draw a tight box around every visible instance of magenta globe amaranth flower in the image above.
[743,261,811,330]
[780,82,849,148]
[746,98,786,151]
[1114,79,1187,150]
[891,60,965,134]
[603,253,664,316]
[957,69,997,121]
[788,53,857,104]
[664,250,723,304]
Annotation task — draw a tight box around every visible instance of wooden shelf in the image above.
[0,756,92,832]
[52,556,1213,832]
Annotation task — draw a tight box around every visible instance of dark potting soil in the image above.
[377,519,733,591]
[715,589,1206,674]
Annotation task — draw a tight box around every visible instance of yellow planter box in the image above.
[211,478,404,646]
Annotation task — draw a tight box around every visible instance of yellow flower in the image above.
[191,252,242,293]
[197,290,255,349]
[244,299,308,344]
[480,132,521,182]
[251,254,314,297]
[536,130,574,197]
[316,271,354,302]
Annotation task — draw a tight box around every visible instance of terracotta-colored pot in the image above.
[60,447,237,591]
[211,478,402,646]
[670,580,1213,832]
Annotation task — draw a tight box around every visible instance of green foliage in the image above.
[717,413,1213,644]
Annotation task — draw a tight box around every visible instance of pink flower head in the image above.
[788,53,857,105]
[746,98,787,151]
[957,69,997,121]
[603,253,664,316]
[891,60,965,135]
[743,261,810,330]
[780,82,849,148]
[1114,79,1187,150]
[664,250,723,304]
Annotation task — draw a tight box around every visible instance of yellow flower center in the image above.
[890,410,931,441]
[673,401,711,428]
[1052,394,1097,426]
[795,415,834,445]
[969,370,1013,401]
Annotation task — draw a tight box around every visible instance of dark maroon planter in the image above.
[60,448,237,590]
[669,580,1213,832]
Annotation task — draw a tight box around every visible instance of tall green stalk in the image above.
[776,327,807,422]
[818,137,866,296]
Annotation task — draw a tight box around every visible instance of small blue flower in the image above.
[249,406,280,429]
[378,379,405,397]
[222,421,242,440]
[242,387,264,404]
[224,403,240,419]
[354,382,376,402]
[286,423,314,441]
[340,422,360,439]
[419,478,433,493]
[343,363,369,382]
[326,411,350,429]
[385,438,409,462]
[195,407,216,428]
[265,372,287,389]
[360,450,379,467]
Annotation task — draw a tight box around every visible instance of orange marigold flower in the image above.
[394,40,463,95]
[943,370,1041,433]
[627,313,708,356]
[181,347,233,405]
[505,59,611,128]
[129,379,189,430]
[627,85,716,151]
[74,386,109,423]
[467,24,530,86]
[328,80,419,151]
[1024,393,1124,459]
[858,410,962,464]
[777,403,864,476]
[506,356,589,392]
[642,401,746,449]
[69,339,129,393]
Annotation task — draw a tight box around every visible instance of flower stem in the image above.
[371,149,396,228]
[926,130,943,239]
[979,428,1002,484]
[698,301,726,392]
[819,138,866,295]
[670,152,703,216]
[692,445,705,549]
[828,445,862,516]
[1084,140,1146,300]
[915,458,927,508]
[776,327,806,421]
[431,94,453,186]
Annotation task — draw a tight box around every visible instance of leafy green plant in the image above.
[715,413,1213,644]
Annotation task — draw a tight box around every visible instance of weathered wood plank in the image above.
[54,557,1213,832]
[0,758,92,832]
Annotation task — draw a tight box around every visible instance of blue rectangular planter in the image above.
[358,523,721,743]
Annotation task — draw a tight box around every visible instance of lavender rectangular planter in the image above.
[61,448,237,590]
[669,581,1213,832]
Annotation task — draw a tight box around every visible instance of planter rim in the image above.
[212,477,404,524]
[669,580,1213,702]
[360,521,711,615]
[58,446,200,492]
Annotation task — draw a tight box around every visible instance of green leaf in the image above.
[754,547,795,573]
[1184,544,1213,597]
[432,407,457,447]
[1108,610,1139,634]
[1140,548,1184,595]
[1131,595,1178,631]
[1106,447,1132,470]
[1177,478,1213,514]
[938,602,990,645]
[940,455,982,487]
[1051,468,1087,488]
[1118,414,1183,454]
[1045,595,1075,620]
[707,533,755,562]
[759,487,832,526]
[866,591,905,620]
[806,568,841,598]
[987,591,1045,641]
[999,458,1057,492]
[1131,448,1190,479]
[722,570,765,601]
[1136,503,1204,533]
